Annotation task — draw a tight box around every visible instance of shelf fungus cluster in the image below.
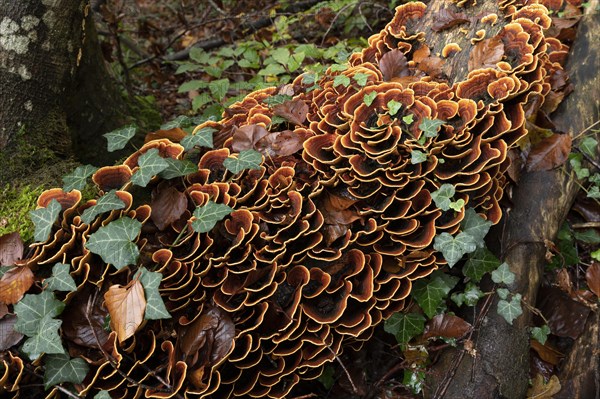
[1,1,575,398]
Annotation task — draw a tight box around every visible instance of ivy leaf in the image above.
[161,115,192,130]
[588,186,600,199]
[434,232,477,267]
[363,91,377,106]
[496,287,510,300]
[531,325,551,345]
[94,391,111,399]
[411,150,428,164]
[130,148,169,187]
[85,217,142,270]
[191,202,233,234]
[460,208,493,248]
[384,313,426,344]
[491,263,515,285]
[264,94,293,106]
[208,78,230,101]
[451,282,485,307]
[333,74,351,87]
[387,99,402,115]
[403,114,414,125]
[579,137,598,158]
[137,268,170,320]
[14,290,65,336]
[318,365,336,390]
[45,263,76,292]
[21,314,64,359]
[463,247,501,282]
[44,353,89,389]
[62,165,98,192]
[104,125,137,152]
[497,293,522,325]
[223,149,262,174]
[412,273,458,318]
[330,64,348,72]
[431,184,455,211]
[159,158,199,179]
[80,190,126,224]
[449,199,465,212]
[181,127,216,150]
[353,72,369,86]
[419,118,444,137]
[30,199,61,242]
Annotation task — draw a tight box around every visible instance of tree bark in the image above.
[425,1,600,398]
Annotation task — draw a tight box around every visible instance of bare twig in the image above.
[320,3,355,46]
[325,346,359,394]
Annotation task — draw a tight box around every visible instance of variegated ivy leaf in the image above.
[44,353,89,389]
[353,72,369,86]
[21,314,64,360]
[497,293,522,325]
[411,150,428,164]
[137,267,170,320]
[159,158,198,179]
[181,126,216,150]
[85,217,142,270]
[45,263,77,292]
[491,262,515,285]
[434,232,477,267]
[430,184,455,211]
[14,290,65,336]
[333,74,351,87]
[463,247,501,282]
[130,148,169,187]
[80,190,126,224]
[223,149,262,174]
[104,125,137,152]
[419,118,444,137]
[363,91,377,106]
[191,202,233,233]
[449,198,465,212]
[30,199,61,242]
[460,208,493,248]
[62,165,98,192]
[387,99,402,115]
[161,115,191,130]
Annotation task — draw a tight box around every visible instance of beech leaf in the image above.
[384,313,426,344]
[131,148,169,187]
[423,314,471,339]
[468,36,504,72]
[44,353,89,389]
[585,262,600,297]
[62,164,98,192]
[30,199,61,242]
[379,49,409,81]
[85,217,142,270]
[431,8,469,31]
[0,265,34,305]
[137,267,170,320]
[181,127,216,150]
[192,202,233,233]
[104,125,137,152]
[80,190,126,224]
[273,99,309,125]
[223,149,262,174]
[104,279,146,343]
[526,133,572,172]
[44,263,77,292]
[232,124,269,153]
[0,232,23,266]
[150,186,188,231]
[159,158,198,179]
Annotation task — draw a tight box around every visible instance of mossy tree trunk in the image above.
[0,0,155,187]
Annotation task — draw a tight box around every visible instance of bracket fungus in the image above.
[1,0,576,398]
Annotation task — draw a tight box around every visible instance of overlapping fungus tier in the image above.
[1,1,573,398]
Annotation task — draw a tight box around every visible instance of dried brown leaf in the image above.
[0,303,7,319]
[273,99,309,126]
[151,185,188,231]
[0,266,34,305]
[538,287,590,340]
[0,232,24,266]
[468,36,504,72]
[531,339,564,365]
[418,56,445,78]
[180,306,235,368]
[379,49,409,81]
[585,262,600,298]
[0,315,24,351]
[526,134,572,172]
[423,314,471,339]
[431,8,469,32]
[104,279,146,343]
[144,127,187,143]
[526,374,561,399]
[232,124,269,152]
[62,290,110,349]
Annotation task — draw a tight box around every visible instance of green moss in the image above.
[0,184,44,243]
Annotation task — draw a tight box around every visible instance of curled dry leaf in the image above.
[468,36,504,72]
[431,8,469,32]
[144,127,187,144]
[526,133,572,172]
[417,56,445,78]
[232,124,269,153]
[62,290,110,349]
[0,232,24,266]
[151,185,188,231]
[179,306,235,368]
[0,266,34,305]
[423,313,471,339]
[255,130,307,158]
[273,99,309,126]
[585,262,600,298]
[527,374,561,399]
[379,49,410,82]
[530,340,564,365]
[0,315,24,351]
[104,279,146,343]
